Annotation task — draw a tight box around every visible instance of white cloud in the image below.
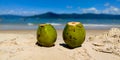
[104,3,110,6]
[0,8,40,16]
[80,6,120,15]
[0,6,120,15]
[2,10,16,14]
[66,6,72,9]
[102,6,120,14]
[18,11,38,15]
[82,7,100,14]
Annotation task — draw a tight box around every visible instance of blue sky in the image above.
[0,0,120,15]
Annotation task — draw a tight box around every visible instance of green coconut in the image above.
[63,22,86,48]
[37,24,57,47]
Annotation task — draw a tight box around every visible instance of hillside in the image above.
[0,12,120,19]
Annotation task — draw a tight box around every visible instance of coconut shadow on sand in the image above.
[59,43,82,49]
[36,42,55,47]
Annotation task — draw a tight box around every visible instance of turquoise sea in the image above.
[0,18,120,30]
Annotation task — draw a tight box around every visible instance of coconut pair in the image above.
[37,22,86,48]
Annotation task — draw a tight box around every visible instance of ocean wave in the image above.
[83,24,120,27]
[0,23,119,30]
[46,23,62,26]
[27,23,34,26]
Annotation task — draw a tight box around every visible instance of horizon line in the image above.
[0,12,120,16]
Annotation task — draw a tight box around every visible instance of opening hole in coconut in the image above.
[72,22,76,24]
[68,22,80,26]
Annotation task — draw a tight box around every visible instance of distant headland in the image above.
[0,12,120,19]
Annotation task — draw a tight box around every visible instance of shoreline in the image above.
[0,29,108,34]
[0,24,120,30]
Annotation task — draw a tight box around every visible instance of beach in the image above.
[1,0,120,60]
[0,28,120,60]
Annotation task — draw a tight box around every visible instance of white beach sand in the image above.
[0,28,120,60]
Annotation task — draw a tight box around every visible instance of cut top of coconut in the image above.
[68,22,80,26]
